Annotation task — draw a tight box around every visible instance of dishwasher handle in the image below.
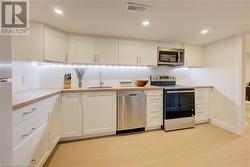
[118,90,145,97]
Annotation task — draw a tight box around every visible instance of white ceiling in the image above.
[30,0,250,45]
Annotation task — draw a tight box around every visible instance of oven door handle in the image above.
[166,90,195,93]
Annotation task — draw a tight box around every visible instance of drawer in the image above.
[148,107,162,113]
[13,125,47,167]
[195,88,210,94]
[13,96,58,126]
[148,111,162,119]
[148,97,162,104]
[195,95,208,104]
[13,110,48,150]
[147,113,163,127]
[147,90,163,96]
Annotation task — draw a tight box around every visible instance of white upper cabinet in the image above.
[119,40,157,66]
[138,42,157,66]
[12,22,44,61]
[184,45,203,67]
[12,22,68,63]
[68,36,118,64]
[118,40,138,65]
[44,26,68,63]
[68,36,96,64]
[96,38,118,64]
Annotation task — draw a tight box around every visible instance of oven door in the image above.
[164,89,195,119]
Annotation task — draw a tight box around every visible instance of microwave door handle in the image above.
[177,52,180,63]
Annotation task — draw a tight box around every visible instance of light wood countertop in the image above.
[13,89,61,110]
[13,86,163,110]
[61,86,163,93]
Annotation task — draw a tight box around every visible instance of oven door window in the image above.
[164,91,195,119]
[179,92,195,117]
[164,92,180,119]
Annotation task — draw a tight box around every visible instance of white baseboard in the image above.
[210,118,238,135]
[60,131,116,142]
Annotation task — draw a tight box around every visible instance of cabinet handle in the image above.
[23,108,36,115]
[31,159,37,163]
[21,128,36,138]
[65,53,68,62]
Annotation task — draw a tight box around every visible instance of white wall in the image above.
[190,35,245,135]
[246,55,250,84]
[38,65,191,89]
[246,34,250,84]
[12,62,40,92]
[12,62,192,91]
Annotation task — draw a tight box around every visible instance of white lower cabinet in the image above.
[13,95,59,167]
[195,88,211,124]
[61,93,83,138]
[146,90,163,130]
[82,91,116,137]
[13,125,48,167]
[48,96,61,150]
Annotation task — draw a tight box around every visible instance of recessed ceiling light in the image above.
[201,29,209,35]
[142,20,150,26]
[54,8,63,15]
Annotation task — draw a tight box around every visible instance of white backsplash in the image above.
[12,62,40,92]
[13,62,192,91]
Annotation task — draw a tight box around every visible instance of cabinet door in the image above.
[118,40,138,65]
[44,26,67,63]
[12,22,44,61]
[185,45,203,67]
[97,38,118,64]
[61,93,82,138]
[68,36,97,64]
[48,96,60,150]
[139,42,157,66]
[82,91,116,136]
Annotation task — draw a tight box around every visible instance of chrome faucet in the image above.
[99,72,104,87]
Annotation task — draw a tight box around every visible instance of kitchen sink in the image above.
[88,86,113,89]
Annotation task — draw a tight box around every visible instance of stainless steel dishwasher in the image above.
[117,90,147,133]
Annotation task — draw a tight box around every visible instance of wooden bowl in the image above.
[135,80,148,87]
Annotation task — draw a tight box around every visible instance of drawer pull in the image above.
[21,128,36,138]
[31,159,37,163]
[22,108,36,115]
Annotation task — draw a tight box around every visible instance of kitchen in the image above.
[0,0,250,167]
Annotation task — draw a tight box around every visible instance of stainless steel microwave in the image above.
[158,48,184,66]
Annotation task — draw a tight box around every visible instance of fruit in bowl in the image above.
[135,80,149,87]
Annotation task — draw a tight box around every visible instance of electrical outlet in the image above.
[21,76,25,84]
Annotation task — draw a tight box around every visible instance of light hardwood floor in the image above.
[47,121,250,167]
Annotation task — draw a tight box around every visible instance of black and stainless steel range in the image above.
[150,75,195,131]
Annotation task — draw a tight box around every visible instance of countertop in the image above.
[13,89,61,110]
[12,86,162,110]
[12,85,213,110]
[61,86,163,93]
